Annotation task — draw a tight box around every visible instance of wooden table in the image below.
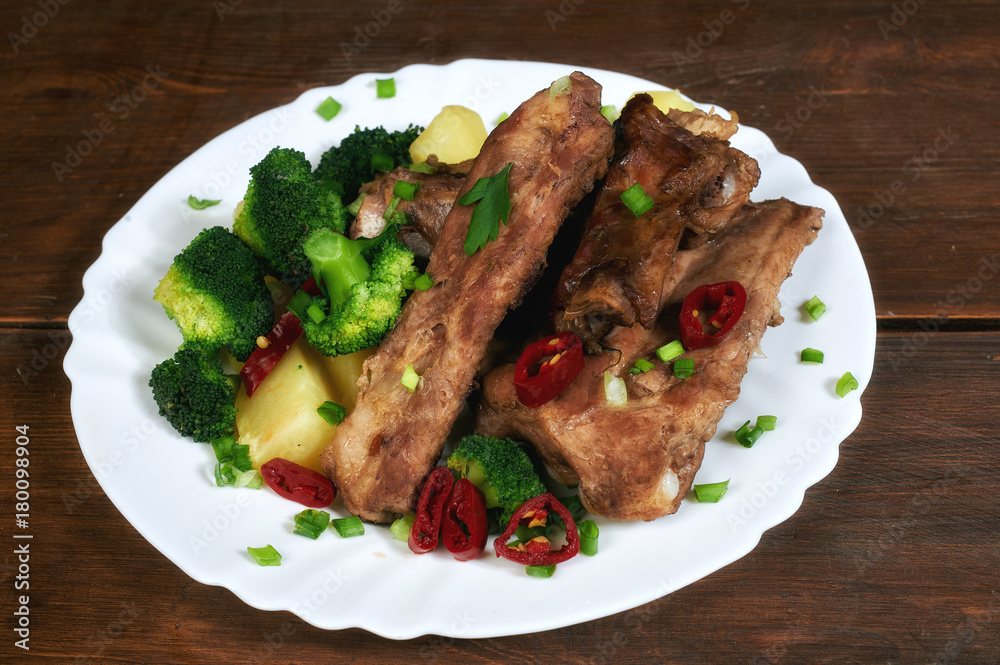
[2,1,998,662]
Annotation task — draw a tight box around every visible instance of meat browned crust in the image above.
[476,199,823,521]
[321,72,615,522]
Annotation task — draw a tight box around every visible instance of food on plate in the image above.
[476,199,823,521]
[555,93,760,349]
[314,124,424,202]
[407,105,488,164]
[447,435,548,526]
[320,71,615,522]
[149,347,238,443]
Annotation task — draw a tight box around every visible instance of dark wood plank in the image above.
[2,327,998,663]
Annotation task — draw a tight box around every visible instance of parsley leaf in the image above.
[458,162,513,256]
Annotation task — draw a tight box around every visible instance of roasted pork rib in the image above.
[476,199,823,521]
[556,94,760,348]
[321,72,615,522]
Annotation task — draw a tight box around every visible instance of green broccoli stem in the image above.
[303,228,372,309]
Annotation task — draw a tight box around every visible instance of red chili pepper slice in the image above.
[408,466,454,554]
[260,458,336,508]
[300,276,322,297]
[678,281,747,351]
[239,310,305,397]
[441,478,488,561]
[513,332,585,408]
[494,493,580,566]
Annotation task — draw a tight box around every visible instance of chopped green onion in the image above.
[656,340,685,363]
[409,161,436,174]
[805,295,826,321]
[800,348,824,363]
[375,77,396,98]
[401,364,420,392]
[673,358,695,379]
[231,443,253,472]
[234,469,263,489]
[495,111,509,124]
[293,509,331,540]
[346,192,366,216]
[331,515,365,538]
[318,179,345,197]
[188,195,221,210]
[578,519,599,556]
[247,544,281,566]
[630,358,655,374]
[693,479,730,503]
[214,461,237,487]
[382,194,402,222]
[836,371,859,397]
[603,370,627,406]
[393,179,421,201]
[211,436,237,461]
[600,105,618,123]
[525,564,556,578]
[371,152,394,173]
[315,96,342,121]
[390,513,415,541]
[620,183,655,217]
[549,75,572,99]
[414,273,434,291]
[286,290,313,320]
[734,419,764,448]
[306,302,327,324]
[317,400,347,426]
[756,415,777,431]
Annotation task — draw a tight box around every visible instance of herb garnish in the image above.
[459,162,513,256]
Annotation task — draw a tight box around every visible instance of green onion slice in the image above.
[247,544,281,566]
[393,179,421,201]
[630,358,655,374]
[756,415,777,431]
[371,152,394,173]
[800,348,824,363]
[673,358,695,379]
[495,111,509,125]
[316,96,342,121]
[234,469,263,489]
[620,183,655,217]
[214,461,237,487]
[317,401,347,426]
[603,371,627,406]
[578,519,599,557]
[188,195,221,210]
[375,78,396,98]
[408,161,436,174]
[525,564,556,578]
[600,105,618,124]
[549,75,572,98]
[805,295,826,321]
[293,509,332,540]
[693,479,730,503]
[414,273,434,291]
[401,364,420,392]
[734,419,764,448]
[346,192,366,216]
[331,515,365,538]
[656,340,684,363]
[306,302,327,324]
[390,513,415,541]
[836,371,859,397]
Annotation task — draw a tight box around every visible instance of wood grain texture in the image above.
[1,0,998,662]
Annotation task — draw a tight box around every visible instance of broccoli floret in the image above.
[149,348,237,443]
[289,227,415,357]
[447,435,548,526]
[154,226,273,362]
[234,147,348,284]
[313,125,423,202]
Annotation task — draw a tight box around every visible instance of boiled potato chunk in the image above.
[235,337,370,472]
[408,105,487,164]
[629,90,696,114]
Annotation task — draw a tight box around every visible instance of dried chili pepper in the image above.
[408,466,454,554]
[441,478,488,561]
[494,493,580,566]
[678,281,747,350]
[239,310,304,397]
[513,332,585,408]
[260,458,336,508]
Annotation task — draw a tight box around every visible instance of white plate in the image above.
[65,59,875,639]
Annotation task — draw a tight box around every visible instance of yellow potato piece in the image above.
[409,105,488,164]
[234,337,370,472]
[628,90,696,114]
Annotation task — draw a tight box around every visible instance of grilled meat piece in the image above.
[351,167,467,259]
[321,72,615,522]
[476,199,823,521]
[556,94,760,348]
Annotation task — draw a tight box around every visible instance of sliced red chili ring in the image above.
[494,493,580,566]
[408,466,454,554]
[441,478,488,561]
[260,457,336,508]
[239,310,305,397]
[513,331,585,408]
[678,281,747,351]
